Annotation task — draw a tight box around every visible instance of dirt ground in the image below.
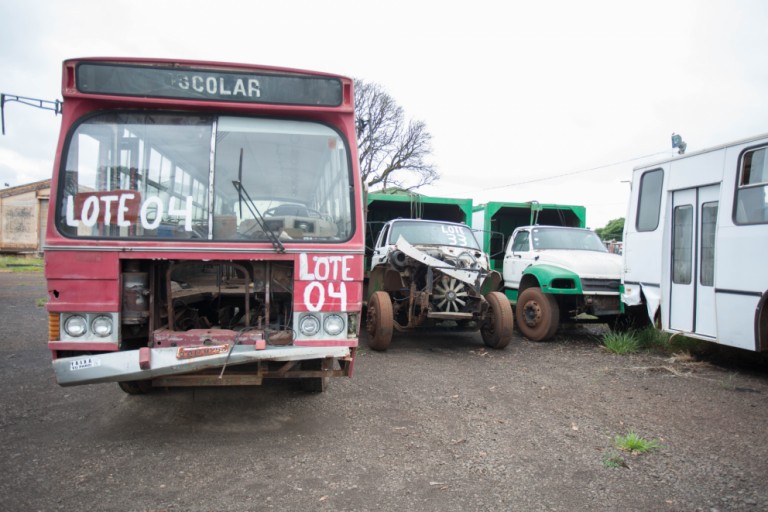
[1,271,768,511]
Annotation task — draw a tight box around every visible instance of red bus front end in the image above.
[44,58,363,392]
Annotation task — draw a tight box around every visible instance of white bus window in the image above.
[672,205,693,284]
[700,202,718,286]
[735,147,768,224]
[636,168,664,231]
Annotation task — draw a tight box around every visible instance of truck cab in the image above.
[502,225,622,341]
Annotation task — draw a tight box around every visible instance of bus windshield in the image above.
[390,221,480,249]
[530,227,608,252]
[58,113,353,242]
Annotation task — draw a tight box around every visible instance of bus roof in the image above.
[633,131,768,171]
[62,57,352,109]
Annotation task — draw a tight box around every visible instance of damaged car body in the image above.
[365,219,514,351]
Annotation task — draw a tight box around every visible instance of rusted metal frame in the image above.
[153,367,349,385]
[164,261,252,331]
[152,358,349,385]
[273,360,298,376]
[264,261,271,332]
[226,261,252,327]
[165,264,175,331]
[153,373,264,387]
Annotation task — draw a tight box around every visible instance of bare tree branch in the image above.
[355,79,438,191]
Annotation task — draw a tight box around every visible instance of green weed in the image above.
[614,430,661,454]
[36,297,48,307]
[602,331,640,354]
[668,333,705,353]
[719,372,739,391]
[635,326,670,350]
[602,451,628,468]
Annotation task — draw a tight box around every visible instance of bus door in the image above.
[669,185,720,336]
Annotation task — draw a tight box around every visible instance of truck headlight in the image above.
[63,315,87,337]
[457,252,477,269]
[298,314,321,336]
[91,315,113,337]
[323,314,345,336]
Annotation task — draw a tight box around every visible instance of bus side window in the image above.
[636,168,664,231]
[735,146,768,224]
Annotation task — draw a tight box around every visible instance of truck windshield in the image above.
[390,221,480,249]
[57,113,353,242]
[530,227,608,252]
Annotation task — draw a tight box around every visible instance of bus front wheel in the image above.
[118,380,153,395]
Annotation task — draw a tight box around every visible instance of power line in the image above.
[485,149,671,190]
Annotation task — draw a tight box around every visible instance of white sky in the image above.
[2,0,767,228]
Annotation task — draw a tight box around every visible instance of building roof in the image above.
[0,179,51,199]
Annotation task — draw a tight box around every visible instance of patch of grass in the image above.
[719,372,739,391]
[614,430,661,454]
[631,326,705,356]
[0,255,43,272]
[668,333,705,353]
[36,297,48,307]
[635,326,670,350]
[602,450,628,468]
[602,331,640,354]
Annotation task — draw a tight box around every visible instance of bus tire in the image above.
[118,380,153,395]
[516,287,560,341]
[366,291,393,351]
[481,291,514,349]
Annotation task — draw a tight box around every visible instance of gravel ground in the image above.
[1,271,767,511]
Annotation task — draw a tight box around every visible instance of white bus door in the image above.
[669,185,719,336]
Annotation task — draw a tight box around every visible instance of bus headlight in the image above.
[63,315,88,337]
[91,315,113,337]
[298,314,321,336]
[323,314,345,336]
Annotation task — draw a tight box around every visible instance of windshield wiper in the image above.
[232,180,285,254]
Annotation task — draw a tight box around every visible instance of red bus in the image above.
[45,58,364,393]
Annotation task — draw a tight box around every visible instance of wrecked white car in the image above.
[365,219,514,351]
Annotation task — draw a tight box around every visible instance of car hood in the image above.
[532,250,622,278]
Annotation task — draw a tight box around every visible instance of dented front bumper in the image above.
[52,344,351,387]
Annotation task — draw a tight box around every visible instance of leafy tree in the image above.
[354,79,438,191]
[596,217,625,241]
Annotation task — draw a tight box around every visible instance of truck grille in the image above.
[581,279,620,293]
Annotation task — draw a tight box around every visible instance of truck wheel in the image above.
[366,291,394,351]
[481,291,514,349]
[516,287,560,341]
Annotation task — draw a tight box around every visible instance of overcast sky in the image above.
[2,0,767,228]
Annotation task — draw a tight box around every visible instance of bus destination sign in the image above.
[75,63,343,107]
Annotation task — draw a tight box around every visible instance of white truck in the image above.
[365,218,514,351]
[502,225,623,341]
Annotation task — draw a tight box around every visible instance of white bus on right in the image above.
[623,133,768,351]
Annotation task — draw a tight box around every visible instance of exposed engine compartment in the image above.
[121,259,295,349]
